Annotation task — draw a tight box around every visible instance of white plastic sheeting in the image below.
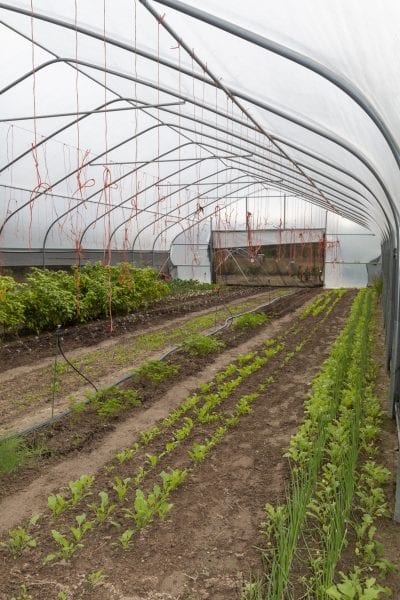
[1,0,399,260]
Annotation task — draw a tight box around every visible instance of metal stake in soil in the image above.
[51,326,62,423]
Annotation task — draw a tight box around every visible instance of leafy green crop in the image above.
[234,312,269,329]
[0,437,33,475]
[0,276,25,330]
[0,526,37,558]
[134,359,179,382]
[22,268,77,332]
[87,386,141,419]
[89,492,116,523]
[0,263,169,334]
[181,334,225,356]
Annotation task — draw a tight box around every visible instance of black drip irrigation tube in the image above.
[1,290,298,442]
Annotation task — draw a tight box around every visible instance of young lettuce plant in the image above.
[188,442,211,463]
[118,528,135,550]
[70,513,94,543]
[45,530,83,563]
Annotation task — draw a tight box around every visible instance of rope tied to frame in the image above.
[73,149,96,198]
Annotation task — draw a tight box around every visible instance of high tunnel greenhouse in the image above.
[0,1,400,598]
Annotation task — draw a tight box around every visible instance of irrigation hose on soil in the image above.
[1,291,297,441]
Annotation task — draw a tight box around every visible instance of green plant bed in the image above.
[180,334,225,356]
[234,312,269,329]
[247,288,394,600]
[0,263,169,334]
[87,387,141,418]
[133,359,179,383]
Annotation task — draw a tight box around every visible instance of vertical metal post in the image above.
[283,194,286,230]
[209,216,216,284]
[51,326,62,423]
[394,404,400,521]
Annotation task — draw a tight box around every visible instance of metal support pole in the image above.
[51,326,62,423]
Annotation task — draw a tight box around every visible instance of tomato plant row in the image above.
[0,263,169,333]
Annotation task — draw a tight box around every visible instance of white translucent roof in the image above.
[1,0,399,253]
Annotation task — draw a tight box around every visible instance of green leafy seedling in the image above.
[128,489,154,529]
[133,465,146,487]
[160,468,188,494]
[115,448,134,464]
[173,417,194,442]
[70,513,94,543]
[141,426,161,445]
[48,494,69,517]
[188,442,209,463]
[1,526,37,558]
[89,491,116,523]
[145,453,159,467]
[112,476,131,502]
[45,530,82,562]
[86,569,106,588]
[118,529,134,550]
[68,474,95,505]
[164,441,178,454]
[235,397,252,416]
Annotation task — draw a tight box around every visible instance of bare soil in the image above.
[0,289,356,599]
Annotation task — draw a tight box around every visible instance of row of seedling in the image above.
[299,289,346,320]
[0,336,286,569]
[251,288,393,599]
[255,291,367,599]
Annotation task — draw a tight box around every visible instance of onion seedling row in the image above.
[250,288,394,600]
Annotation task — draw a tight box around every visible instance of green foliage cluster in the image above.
[134,359,179,383]
[255,288,394,599]
[234,311,269,329]
[87,386,141,419]
[181,333,225,356]
[0,436,47,475]
[0,276,25,330]
[0,263,168,333]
